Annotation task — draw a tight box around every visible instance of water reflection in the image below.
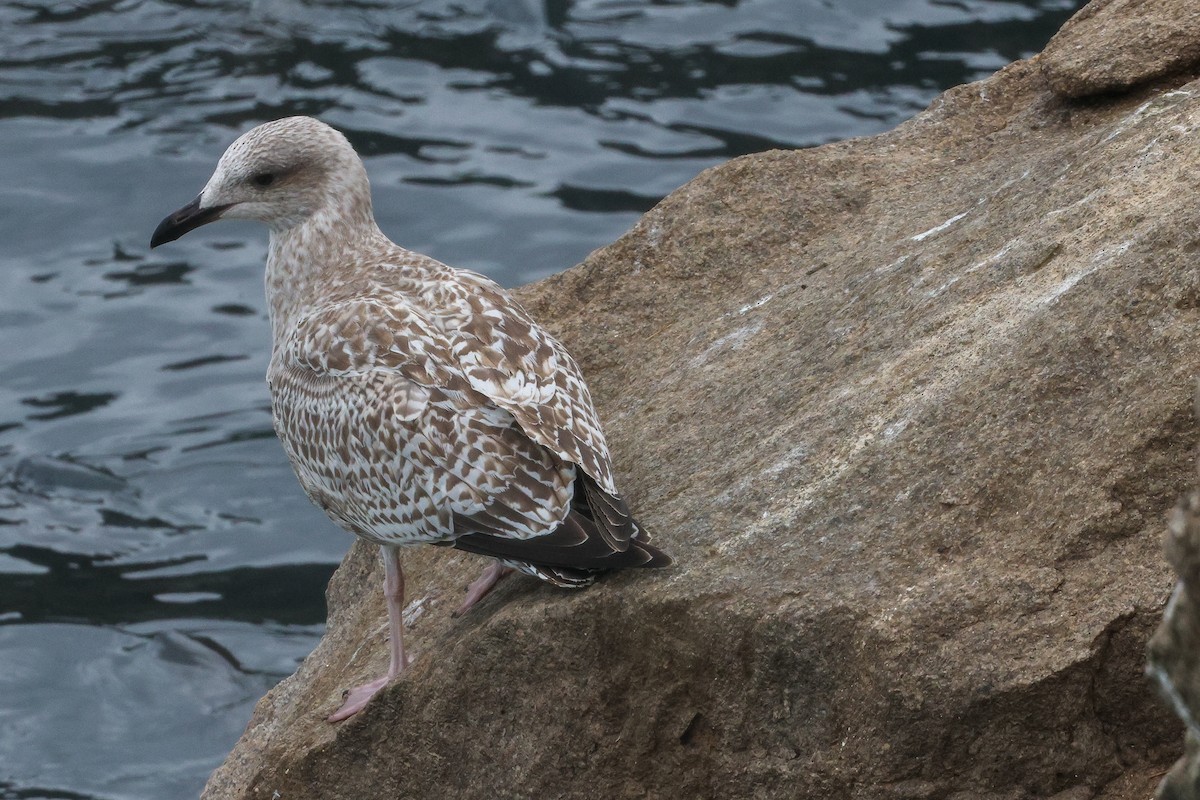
[21,392,119,422]
[1,544,332,626]
[0,0,1082,797]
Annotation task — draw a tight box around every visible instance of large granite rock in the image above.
[203,2,1200,798]
[1041,0,1200,99]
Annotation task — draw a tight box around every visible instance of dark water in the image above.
[0,1,1080,797]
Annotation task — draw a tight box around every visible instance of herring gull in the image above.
[150,116,672,722]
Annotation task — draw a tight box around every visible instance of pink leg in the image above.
[329,544,410,722]
[453,560,513,618]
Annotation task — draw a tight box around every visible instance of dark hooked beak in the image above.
[150,195,232,248]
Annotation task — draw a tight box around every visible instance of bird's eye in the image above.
[251,172,276,187]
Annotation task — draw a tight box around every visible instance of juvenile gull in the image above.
[150,116,671,722]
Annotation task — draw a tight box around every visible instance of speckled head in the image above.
[150,116,373,247]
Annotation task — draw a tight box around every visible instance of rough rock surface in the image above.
[203,3,1200,799]
[1041,0,1200,98]
[1149,491,1200,799]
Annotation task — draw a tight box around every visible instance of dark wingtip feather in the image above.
[631,539,672,568]
[450,511,672,573]
[449,471,674,577]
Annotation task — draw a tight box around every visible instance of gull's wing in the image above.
[414,267,646,552]
[420,268,618,494]
[276,297,575,544]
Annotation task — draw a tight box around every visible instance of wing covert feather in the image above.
[279,298,576,543]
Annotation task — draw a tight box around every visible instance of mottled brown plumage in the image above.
[151,116,670,722]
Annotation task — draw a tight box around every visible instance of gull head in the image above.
[151,116,371,248]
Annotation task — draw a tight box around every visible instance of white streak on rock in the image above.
[737,293,774,315]
[403,595,431,626]
[912,211,968,242]
[691,321,764,368]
